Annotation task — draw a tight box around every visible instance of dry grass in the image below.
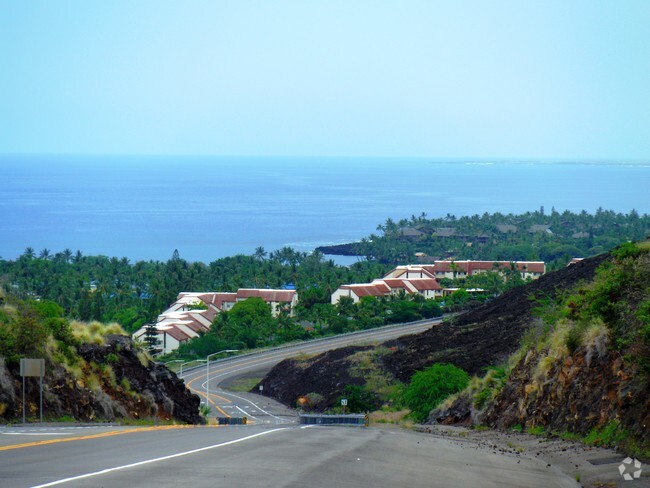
[71,320,126,345]
[369,409,411,427]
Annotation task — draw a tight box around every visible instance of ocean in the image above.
[0,154,648,263]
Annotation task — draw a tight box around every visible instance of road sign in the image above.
[20,358,45,377]
[20,358,45,423]
[341,399,347,406]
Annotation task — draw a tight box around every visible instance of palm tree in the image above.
[62,248,73,263]
[39,248,51,260]
[23,247,35,259]
[253,246,267,261]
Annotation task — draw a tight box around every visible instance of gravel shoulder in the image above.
[415,424,649,487]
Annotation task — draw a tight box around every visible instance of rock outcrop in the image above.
[0,335,202,424]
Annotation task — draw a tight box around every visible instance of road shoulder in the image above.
[415,424,649,487]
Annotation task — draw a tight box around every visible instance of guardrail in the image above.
[299,414,368,427]
[217,417,247,425]
[169,317,443,376]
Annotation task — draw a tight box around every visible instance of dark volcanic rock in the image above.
[78,335,202,424]
[255,345,373,411]
[315,242,363,256]
[0,335,202,424]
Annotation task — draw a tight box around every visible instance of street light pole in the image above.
[205,349,239,411]
[179,359,206,378]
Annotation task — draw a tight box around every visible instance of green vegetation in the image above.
[527,425,546,436]
[352,208,647,268]
[471,366,509,410]
[583,420,627,447]
[403,363,471,422]
[526,241,650,376]
[225,377,263,393]
[337,385,378,413]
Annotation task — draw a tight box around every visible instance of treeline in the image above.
[344,208,648,268]
[0,247,389,334]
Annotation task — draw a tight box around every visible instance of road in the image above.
[0,320,584,487]
[180,319,440,423]
[0,423,579,487]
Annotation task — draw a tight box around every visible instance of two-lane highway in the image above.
[0,422,579,487]
[180,319,440,423]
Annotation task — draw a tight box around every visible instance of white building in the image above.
[133,289,299,354]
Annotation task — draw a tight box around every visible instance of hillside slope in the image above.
[257,252,607,411]
[432,243,649,454]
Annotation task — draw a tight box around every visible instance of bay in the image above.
[0,154,648,263]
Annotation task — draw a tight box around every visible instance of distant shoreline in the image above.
[316,242,362,256]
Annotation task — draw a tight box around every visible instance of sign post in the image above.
[20,358,45,424]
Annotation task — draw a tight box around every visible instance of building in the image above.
[133,288,298,354]
[331,265,443,304]
[330,261,545,305]
[428,260,545,281]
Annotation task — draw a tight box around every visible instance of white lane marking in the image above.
[216,390,290,422]
[235,406,254,419]
[31,428,291,487]
[2,433,71,436]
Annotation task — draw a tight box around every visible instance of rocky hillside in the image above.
[0,302,201,424]
[257,251,608,411]
[432,242,649,455]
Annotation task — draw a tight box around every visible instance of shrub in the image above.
[338,385,379,413]
[403,363,470,422]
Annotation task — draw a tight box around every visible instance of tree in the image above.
[253,246,267,261]
[143,322,160,353]
[215,298,275,349]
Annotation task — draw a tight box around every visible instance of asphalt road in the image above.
[0,423,579,487]
[180,319,440,423]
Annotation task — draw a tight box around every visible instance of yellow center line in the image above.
[0,425,218,452]
[214,405,231,417]
[209,392,232,403]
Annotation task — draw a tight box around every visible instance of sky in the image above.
[1,1,649,159]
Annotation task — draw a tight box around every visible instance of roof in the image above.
[381,279,412,290]
[399,227,425,237]
[237,289,297,302]
[529,224,551,233]
[385,265,436,279]
[433,260,546,274]
[340,283,391,298]
[434,227,456,237]
[406,278,442,291]
[496,224,517,233]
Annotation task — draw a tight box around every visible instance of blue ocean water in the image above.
[0,154,648,263]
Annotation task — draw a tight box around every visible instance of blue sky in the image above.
[1,1,649,158]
